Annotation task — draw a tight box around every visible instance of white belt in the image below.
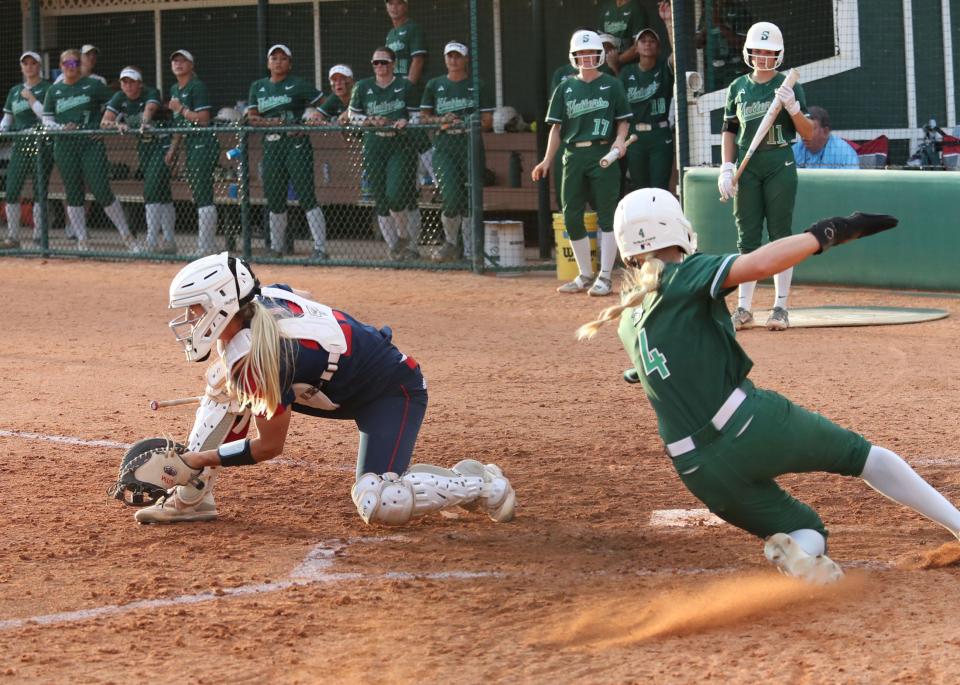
[573,140,608,148]
[665,387,748,458]
[635,121,670,132]
[374,131,397,138]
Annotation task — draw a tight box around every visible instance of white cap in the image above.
[170,49,194,63]
[634,27,660,42]
[444,41,468,56]
[267,44,292,58]
[328,64,354,80]
[19,51,41,63]
[81,44,99,55]
[599,33,618,48]
[119,67,142,81]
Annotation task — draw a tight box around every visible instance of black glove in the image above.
[805,212,899,254]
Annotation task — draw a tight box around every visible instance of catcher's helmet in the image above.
[168,252,260,362]
[742,22,784,71]
[108,437,188,507]
[569,29,605,70]
[614,189,697,262]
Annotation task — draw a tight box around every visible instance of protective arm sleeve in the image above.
[42,114,62,130]
[31,100,44,118]
[0,113,11,132]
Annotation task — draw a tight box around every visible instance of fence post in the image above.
[238,129,252,260]
[35,133,49,256]
[469,0,484,273]
[532,0,552,259]
[673,0,691,201]
[30,0,41,52]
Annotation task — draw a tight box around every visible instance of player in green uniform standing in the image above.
[166,49,219,256]
[420,41,494,262]
[599,0,648,65]
[532,30,631,297]
[42,49,136,252]
[349,47,420,261]
[1,52,53,249]
[101,67,176,254]
[718,22,813,331]
[246,45,328,260]
[619,28,673,191]
[317,65,355,122]
[578,188,960,583]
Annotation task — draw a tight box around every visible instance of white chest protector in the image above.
[220,287,348,411]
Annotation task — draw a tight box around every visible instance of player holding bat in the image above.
[718,22,814,331]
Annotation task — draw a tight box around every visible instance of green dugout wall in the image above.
[682,168,960,291]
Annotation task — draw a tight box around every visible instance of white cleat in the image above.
[557,273,593,294]
[134,488,218,524]
[765,306,790,331]
[453,459,516,522]
[764,532,843,585]
[731,307,754,330]
[587,276,613,297]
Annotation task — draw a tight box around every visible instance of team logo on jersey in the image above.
[627,81,659,103]
[565,97,609,118]
[55,95,91,113]
[738,99,773,122]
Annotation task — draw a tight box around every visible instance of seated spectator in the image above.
[792,106,859,169]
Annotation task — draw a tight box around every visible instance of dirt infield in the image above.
[1,258,959,684]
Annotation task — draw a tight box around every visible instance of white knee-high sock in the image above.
[306,207,327,252]
[787,528,826,557]
[861,445,960,538]
[32,202,44,240]
[570,236,594,279]
[269,211,287,254]
[738,281,756,311]
[774,267,793,309]
[197,205,217,254]
[5,203,19,239]
[599,230,618,279]
[390,210,408,244]
[405,209,421,244]
[67,205,88,240]
[441,214,459,245]
[161,203,176,242]
[144,203,163,247]
[104,200,131,239]
[461,216,474,258]
[377,214,399,249]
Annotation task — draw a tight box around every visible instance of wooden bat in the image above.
[149,396,202,411]
[599,134,639,168]
[733,68,800,185]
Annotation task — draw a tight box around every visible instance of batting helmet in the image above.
[614,189,697,262]
[108,437,188,507]
[743,22,784,71]
[569,29,605,70]
[168,252,260,363]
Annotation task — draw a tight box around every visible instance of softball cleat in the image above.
[766,306,790,331]
[557,274,593,294]
[587,276,613,297]
[764,532,843,585]
[134,488,218,524]
[731,307,754,330]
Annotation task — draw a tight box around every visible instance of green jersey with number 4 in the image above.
[4,80,51,131]
[546,74,631,145]
[620,58,673,126]
[386,20,427,79]
[724,72,806,153]
[247,76,321,122]
[618,253,752,443]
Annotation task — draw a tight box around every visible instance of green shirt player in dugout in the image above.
[717,21,814,332]
[246,44,329,260]
[533,29,631,298]
[578,187,960,585]
[599,0,649,65]
[0,51,52,249]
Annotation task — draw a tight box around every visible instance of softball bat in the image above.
[149,396,202,411]
[599,134,638,168]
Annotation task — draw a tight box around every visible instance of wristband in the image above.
[217,439,256,467]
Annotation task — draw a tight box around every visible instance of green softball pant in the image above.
[183,135,219,208]
[262,136,318,214]
[433,134,483,217]
[5,138,53,202]
[560,144,620,241]
[363,134,417,217]
[670,382,871,541]
[139,142,172,204]
[733,145,797,254]
[626,126,673,192]
[53,137,115,207]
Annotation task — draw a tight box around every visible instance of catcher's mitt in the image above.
[107,437,200,507]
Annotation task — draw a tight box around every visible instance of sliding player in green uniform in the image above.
[533,29,631,297]
[43,49,136,252]
[619,28,673,191]
[1,51,52,249]
[166,49,219,256]
[247,44,328,260]
[718,22,813,331]
[101,67,176,254]
[579,188,960,584]
[421,41,494,262]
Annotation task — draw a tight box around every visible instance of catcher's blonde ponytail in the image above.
[576,256,665,340]
[230,301,290,418]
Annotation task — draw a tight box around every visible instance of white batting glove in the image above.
[776,85,801,115]
[718,162,737,201]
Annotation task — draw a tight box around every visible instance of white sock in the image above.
[5,203,19,239]
[32,202,44,240]
[104,200,131,239]
[570,236,595,279]
[774,267,793,310]
[197,205,217,254]
[390,210,408,244]
[377,214,399,249]
[67,205,88,240]
[441,214,459,245]
[861,445,960,538]
[787,529,826,557]
[305,207,327,252]
[599,230,618,279]
[405,209,421,244]
[738,281,756,311]
[461,216,474,258]
[161,203,176,242]
[144,203,162,247]
[269,211,288,254]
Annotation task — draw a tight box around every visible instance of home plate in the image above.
[650,508,726,527]
[743,306,948,329]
